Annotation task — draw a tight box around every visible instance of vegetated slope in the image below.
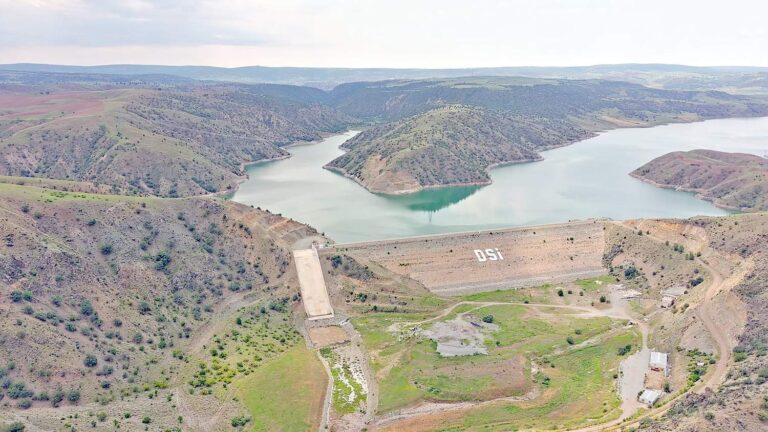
[327,77,768,122]
[325,105,591,193]
[325,77,768,193]
[632,150,768,211]
[0,177,320,430]
[0,79,348,197]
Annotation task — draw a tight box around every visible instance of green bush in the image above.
[1,421,25,432]
[67,389,80,403]
[83,354,98,368]
[80,300,94,316]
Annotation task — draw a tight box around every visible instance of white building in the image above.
[639,389,662,406]
[649,351,669,376]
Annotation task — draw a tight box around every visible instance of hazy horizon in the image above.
[1,0,766,68]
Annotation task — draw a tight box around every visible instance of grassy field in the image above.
[235,344,327,432]
[436,330,638,431]
[353,290,639,428]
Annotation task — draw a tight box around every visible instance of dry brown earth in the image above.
[331,220,607,295]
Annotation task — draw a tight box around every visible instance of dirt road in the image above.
[566,221,743,432]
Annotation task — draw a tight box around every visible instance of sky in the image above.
[0,0,767,68]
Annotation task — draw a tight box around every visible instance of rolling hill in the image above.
[0,175,326,430]
[324,77,768,193]
[631,149,768,211]
[324,105,591,193]
[0,77,349,197]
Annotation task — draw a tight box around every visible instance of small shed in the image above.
[639,389,662,406]
[649,351,669,376]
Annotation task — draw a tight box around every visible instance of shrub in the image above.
[84,354,98,368]
[51,295,62,306]
[566,336,575,345]
[67,389,80,403]
[8,382,34,399]
[1,422,25,432]
[80,299,94,316]
[617,344,632,356]
[21,291,33,302]
[599,295,607,303]
[557,289,564,297]
[51,389,64,407]
[138,302,151,314]
[9,291,22,303]
[16,399,32,409]
[624,266,638,279]
[142,416,151,424]
[100,244,113,255]
[153,252,172,271]
[481,315,494,324]
[231,416,250,427]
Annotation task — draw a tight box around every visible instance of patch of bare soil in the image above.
[308,325,350,348]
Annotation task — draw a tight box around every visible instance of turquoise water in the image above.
[232,117,768,243]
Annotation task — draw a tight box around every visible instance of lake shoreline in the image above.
[230,117,763,243]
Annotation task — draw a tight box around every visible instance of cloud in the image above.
[0,0,271,46]
[0,0,766,67]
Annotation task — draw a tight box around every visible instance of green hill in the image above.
[324,105,591,193]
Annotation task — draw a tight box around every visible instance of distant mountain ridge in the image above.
[3,62,768,93]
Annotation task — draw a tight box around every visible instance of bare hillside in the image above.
[632,150,768,211]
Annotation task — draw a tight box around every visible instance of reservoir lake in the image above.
[232,117,768,243]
